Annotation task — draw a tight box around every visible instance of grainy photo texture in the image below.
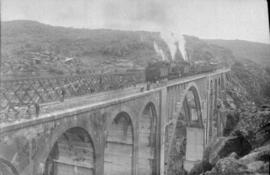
[0,0,270,175]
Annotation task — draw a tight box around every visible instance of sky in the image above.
[2,0,270,43]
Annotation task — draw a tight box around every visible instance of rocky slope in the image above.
[188,60,270,175]
[189,126,270,175]
[188,90,270,175]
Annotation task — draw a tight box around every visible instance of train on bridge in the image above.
[144,60,219,83]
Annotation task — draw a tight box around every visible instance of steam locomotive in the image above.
[145,61,218,83]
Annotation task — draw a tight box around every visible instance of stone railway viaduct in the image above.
[0,68,231,175]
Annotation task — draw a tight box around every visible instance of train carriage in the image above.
[145,60,217,83]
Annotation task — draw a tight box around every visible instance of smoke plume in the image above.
[153,41,167,61]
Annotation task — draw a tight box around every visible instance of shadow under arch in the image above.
[138,101,159,175]
[166,82,204,175]
[185,84,203,126]
[44,127,96,175]
[0,158,19,175]
[104,111,134,175]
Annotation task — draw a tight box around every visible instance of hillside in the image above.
[1,20,172,77]
[1,20,231,77]
[205,39,270,67]
[1,20,270,104]
[203,39,270,103]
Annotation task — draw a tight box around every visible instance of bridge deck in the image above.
[0,68,230,133]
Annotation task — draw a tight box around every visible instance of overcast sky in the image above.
[2,0,270,43]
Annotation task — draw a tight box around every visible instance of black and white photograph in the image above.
[0,0,270,175]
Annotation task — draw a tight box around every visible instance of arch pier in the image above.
[138,103,158,175]
[166,84,204,175]
[104,112,134,175]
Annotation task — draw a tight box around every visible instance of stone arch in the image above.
[0,157,19,175]
[138,101,159,175]
[138,99,159,122]
[166,82,204,175]
[106,106,136,133]
[104,111,134,175]
[175,82,203,126]
[44,127,96,175]
[37,115,101,174]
